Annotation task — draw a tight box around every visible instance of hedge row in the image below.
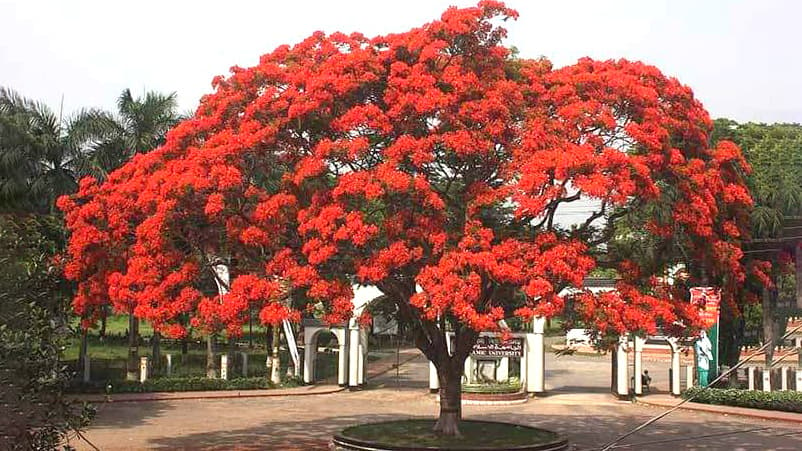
[69,376,305,394]
[683,387,802,413]
[462,382,522,394]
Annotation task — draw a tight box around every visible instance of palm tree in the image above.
[0,87,108,213]
[1,86,183,379]
[78,89,181,181]
[0,87,116,379]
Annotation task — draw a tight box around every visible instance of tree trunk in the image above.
[763,286,775,365]
[248,308,254,349]
[99,307,107,341]
[206,334,217,378]
[433,363,463,436]
[610,347,617,393]
[719,292,745,368]
[227,335,236,377]
[152,332,162,376]
[796,244,802,309]
[270,325,281,384]
[126,313,139,381]
[265,327,272,373]
[79,328,89,375]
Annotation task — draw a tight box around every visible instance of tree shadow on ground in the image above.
[543,386,613,394]
[369,372,429,390]
[84,398,173,430]
[147,413,417,450]
[486,411,802,450]
[144,409,802,451]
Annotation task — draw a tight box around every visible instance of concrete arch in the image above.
[303,322,348,386]
[301,283,384,389]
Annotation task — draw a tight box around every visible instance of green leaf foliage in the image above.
[683,387,802,413]
[713,120,802,238]
[0,214,94,449]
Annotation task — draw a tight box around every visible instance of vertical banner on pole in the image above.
[691,287,721,386]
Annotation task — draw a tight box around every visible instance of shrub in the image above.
[70,377,278,394]
[683,387,802,413]
[0,215,95,449]
[462,380,522,394]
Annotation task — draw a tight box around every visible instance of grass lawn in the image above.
[339,419,563,449]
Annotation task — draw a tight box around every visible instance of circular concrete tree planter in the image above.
[331,419,569,451]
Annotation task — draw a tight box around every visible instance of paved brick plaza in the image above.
[72,353,802,450]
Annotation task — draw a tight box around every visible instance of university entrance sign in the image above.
[471,336,524,358]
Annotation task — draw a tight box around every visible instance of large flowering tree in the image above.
[59,2,754,435]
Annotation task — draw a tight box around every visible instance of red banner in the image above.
[691,287,720,329]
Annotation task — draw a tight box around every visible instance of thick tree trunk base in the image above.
[433,409,461,437]
[435,364,464,437]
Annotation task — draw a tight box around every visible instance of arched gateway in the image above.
[302,284,381,389]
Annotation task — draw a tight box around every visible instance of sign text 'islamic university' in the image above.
[471,336,524,357]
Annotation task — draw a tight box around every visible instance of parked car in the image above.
[566,329,592,346]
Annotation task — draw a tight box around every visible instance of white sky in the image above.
[1,0,801,123]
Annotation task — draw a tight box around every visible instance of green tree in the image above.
[78,89,181,181]
[0,214,94,449]
[0,87,108,214]
[712,120,802,365]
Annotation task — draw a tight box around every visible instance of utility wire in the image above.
[599,322,802,451]
[596,426,772,449]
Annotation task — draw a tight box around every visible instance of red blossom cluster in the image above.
[59,1,752,342]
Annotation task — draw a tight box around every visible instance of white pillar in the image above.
[686,365,694,390]
[140,356,148,383]
[520,335,528,388]
[748,366,755,390]
[463,355,473,383]
[166,354,172,377]
[337,338,347,386]
[615,337,629,397]
[762,367,771,392]
[348,326,360,389]
[796,368,802,392]
[498,357,510,382]
[357,342,365,385]
[782,367,789,391]
[83,356,90,383]
[669,339,681,395]
[429,361,439,393]
[526,317,545,394]
[361,329,369,384]
[633,336,645,395]
[303,332,316,384]
[220,354,228,380]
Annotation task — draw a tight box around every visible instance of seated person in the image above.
[641,370,652,392]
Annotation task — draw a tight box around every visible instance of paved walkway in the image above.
[67,350,802,450]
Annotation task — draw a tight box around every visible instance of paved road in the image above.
[372,349,672,394]
[72,352,802,450]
